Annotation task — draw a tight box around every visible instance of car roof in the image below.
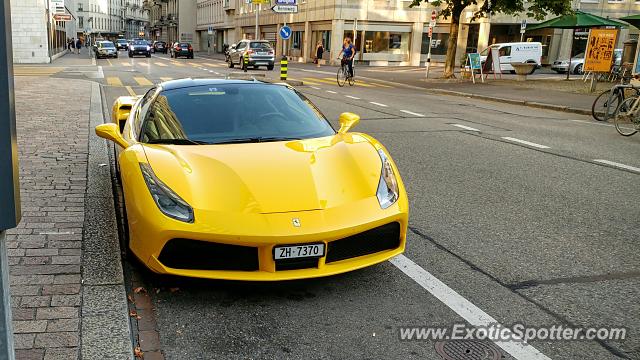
[158,78,273,91]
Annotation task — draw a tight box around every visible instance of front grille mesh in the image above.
[158,239,259,271]
[326,222,401,263]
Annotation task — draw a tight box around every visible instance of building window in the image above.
[421,33,449,55]
[363,31,410,54]
[292,31,302,49]
[321,30,331,51]
[78,3,83,11]
[79,16,84,28]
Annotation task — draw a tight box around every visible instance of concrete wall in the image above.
[11,0,51,63]
[179,0,198,50]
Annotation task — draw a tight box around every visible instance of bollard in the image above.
[243,52,249,72]
[280,56,288,81]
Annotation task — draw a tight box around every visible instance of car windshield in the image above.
[250,42,272,49]
[140,83,335,145]
[116,39,127,43]
[102,42,115,48]
[133,40,146,45]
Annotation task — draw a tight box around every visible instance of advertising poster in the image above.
[584,28,618,73]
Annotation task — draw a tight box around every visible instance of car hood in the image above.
[142,134,383,214]
[131,44,148,49]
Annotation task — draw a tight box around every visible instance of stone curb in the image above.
[81,82,134,360]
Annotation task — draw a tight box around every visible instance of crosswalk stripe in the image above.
[107,77,123,86]
[303,77,336,85]
[160,77,173,82]
[204,62,223,67]
[299,78,324,86]
[122,63,132,67]
[133,77,153,86]
[125,86,137,96]
[154,62,167,67]
[170,62,185,67]
[367,81,393,88]
[322,77,377,88]
[188,62,200,67]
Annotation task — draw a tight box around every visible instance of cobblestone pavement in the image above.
[4,76,132,360]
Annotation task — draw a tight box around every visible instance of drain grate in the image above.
[434,340,503,360]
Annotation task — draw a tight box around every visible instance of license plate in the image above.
[255,62,268,65]
[274,243,325,260]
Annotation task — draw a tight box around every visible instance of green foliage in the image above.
[410,0,572,21]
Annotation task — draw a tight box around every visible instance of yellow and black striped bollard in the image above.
[280,56,288,81]
[243,52,249,72]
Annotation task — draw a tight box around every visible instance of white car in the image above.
[480,42,542,74]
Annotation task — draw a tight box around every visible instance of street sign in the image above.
[272,5,298,13]
[520,19,527,34]
[251,0,270,3]
[53,14,72,21]
[276,0,297,4]
[279,25,292,40]
[429,10,437,28]
[50,0,65,14]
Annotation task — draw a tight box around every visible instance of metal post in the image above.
[282,22,286,58]
[426,33,433,78]
[0,0,21,358]
[280,56,288,81]
[255,4,259,41]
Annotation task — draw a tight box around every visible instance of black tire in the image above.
[574,64,583,75]
[228,59,234,68]
[267,64,274,71]
[592,89,621,122]
[146,53,151,58]
[115,54,118,59]
[613,97,640,136]
[128,52,132,58]
[337,66,347,87]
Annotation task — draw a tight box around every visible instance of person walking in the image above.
[315,41,324,68]
[76,38,82,54]
[70,38,75,53]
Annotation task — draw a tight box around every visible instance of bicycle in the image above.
[612,94,640,136]
[591,65,637,122]
[337,57,354,87]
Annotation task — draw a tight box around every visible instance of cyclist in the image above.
[338,37,356,78]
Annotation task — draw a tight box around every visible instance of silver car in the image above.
[95,41,118,59]
[227,40,275,71]
[551,49,622,75]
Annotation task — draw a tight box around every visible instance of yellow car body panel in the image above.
[102,91,409,281]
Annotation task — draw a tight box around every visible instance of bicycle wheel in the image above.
[592,89,621,122]
[613,97,639,136]
[348,74,354,86]
[337,66,347,87]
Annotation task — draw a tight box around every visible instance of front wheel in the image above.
[337,66,347,87]
[574,64,583,75]
[267,64,274,71]
[613,97,640,136]
[228,59,234,68]
[592,89,621,122]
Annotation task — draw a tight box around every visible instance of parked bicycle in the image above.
[337,57,354,87]
[591,64,637,122]
[612,94,640,136]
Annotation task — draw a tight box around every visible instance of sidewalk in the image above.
[6,76,132,360]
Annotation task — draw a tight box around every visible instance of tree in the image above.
[411,0,572,78]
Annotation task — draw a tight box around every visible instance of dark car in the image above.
[115,38,128,51]
[95,41,118,59]
[171,42,194,59]
[129,39,151,58]
[153,41,168,54]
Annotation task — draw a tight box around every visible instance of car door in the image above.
[234,42,246,64]
[498,46,512,71]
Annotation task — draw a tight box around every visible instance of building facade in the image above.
[146,0,197,48]
[193,0,640,66]
[76,0,148,45]
[11,0,78,64]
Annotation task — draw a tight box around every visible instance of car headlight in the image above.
[376,149,399,209]
[147,46,151,51]
[140,163,194,223]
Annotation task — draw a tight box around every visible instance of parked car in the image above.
[551,49,622,75]
[170,42,194,59]
[227,40,275,70]
[153,41,168,54]
[128,39,151,58]
[95,41,118,59]
[147,40,154,53]
[94,78,408,280]
[115,38,129,51]
[480,42,542,74]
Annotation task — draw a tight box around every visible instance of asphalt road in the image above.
[96,52,640,360]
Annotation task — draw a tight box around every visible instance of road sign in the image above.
[53,14,72,21]
[276,0,297,4]
[520,20,527,34]
[272,5,298,13]
[279,25,292,40]
[50,0,65,14]
[429,10,437,28]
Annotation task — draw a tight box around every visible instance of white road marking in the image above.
[326,90,337,94]
[209,70,214,73]
[214,72,221,75]
[370,101,388,107]
[570,119,612,127]
[400,110,425,117]
[390,255,552,360]
[593,159,640,173]
[501,137,550,149]
[39,231,73,235]
[345,95,360,100]
[310,86,321,90]
[451,124,480,131]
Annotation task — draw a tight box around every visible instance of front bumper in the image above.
[551,64,569,72]
[98,51,117,58]
[130,49,150,56]
[125,185,408,281]
[174,50,192,57]
[248,57,275,66]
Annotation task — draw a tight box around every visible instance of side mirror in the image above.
[95,123,129,149]
[338,112,360,134]
[231,45,236,50]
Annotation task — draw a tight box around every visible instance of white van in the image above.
[480,42,542,74]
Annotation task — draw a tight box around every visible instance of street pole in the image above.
[426,33,432,78]
[0,0,21,359]
[255,4,259,40]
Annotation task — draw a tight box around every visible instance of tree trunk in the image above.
[443,13,461,79]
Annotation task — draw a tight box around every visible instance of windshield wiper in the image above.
[146,138,207,145]
[212,136,301,145]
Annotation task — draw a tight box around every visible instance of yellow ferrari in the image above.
[96,79,408,281]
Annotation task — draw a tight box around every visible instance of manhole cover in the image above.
[434,340,503,360]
